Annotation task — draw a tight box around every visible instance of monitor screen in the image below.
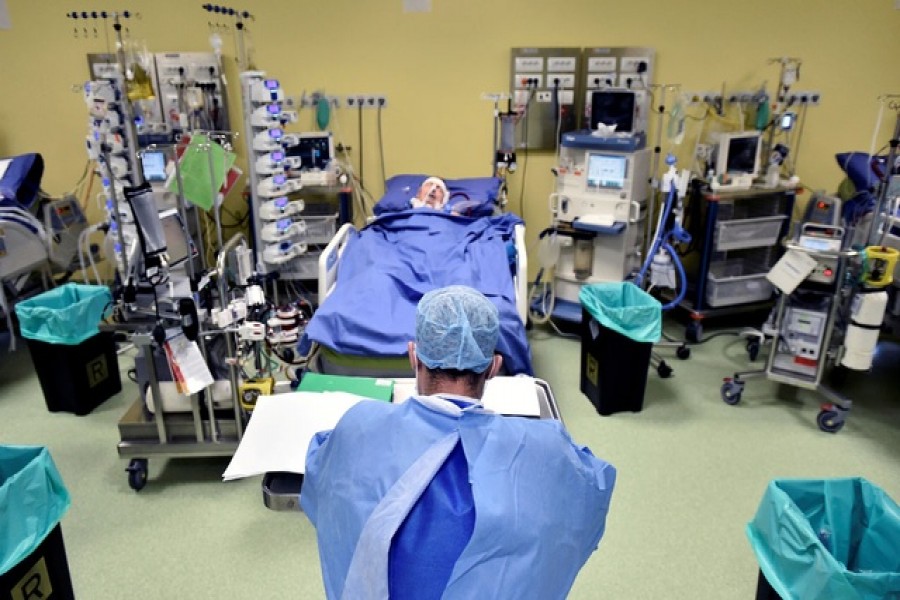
[141,151,167,182]
[160,210,193,266]
[586,153,628,190]
[590,91,636,133]
[725,135,760,174]
[286,134,333,170]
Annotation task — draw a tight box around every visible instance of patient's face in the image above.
[417,181,446,209]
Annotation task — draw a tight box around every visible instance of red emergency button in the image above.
[823,268,833,277]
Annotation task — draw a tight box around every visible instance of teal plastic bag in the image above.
[747,478,900,600]
[0,446,71,576]
[579,282,661,344]
[15,283,112,345]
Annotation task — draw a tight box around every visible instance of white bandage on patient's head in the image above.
[411,176,449,210]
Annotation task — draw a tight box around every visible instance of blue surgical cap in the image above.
[415,285,499,373]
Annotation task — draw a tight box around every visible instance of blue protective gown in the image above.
[301,394,617,600]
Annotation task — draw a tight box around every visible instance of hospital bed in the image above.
[301,175,532,377]
[0,154,87,347]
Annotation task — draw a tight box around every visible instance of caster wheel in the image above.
[720,380,743,405]
[746,340,760,362]
[657,361,673,378]
[686,322,703,343]
[676,345,691,360]
[126,458,148,492]
[817,410,845,433]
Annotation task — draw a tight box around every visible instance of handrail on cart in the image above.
[782,241,860,260]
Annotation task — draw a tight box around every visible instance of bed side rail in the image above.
[318,222,357,302]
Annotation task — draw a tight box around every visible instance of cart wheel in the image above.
[657,361,673,378]
[686,321,703,343]
[746,340,760,362]
[721,380,743,405]
[817,410,845,434]
[676,345,691,360]
[126,458,148,492]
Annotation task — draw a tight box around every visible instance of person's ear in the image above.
[486,354,503,379]
[408,341,417,371]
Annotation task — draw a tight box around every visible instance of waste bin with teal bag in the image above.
[579,282,661,415]
[748,478,900,600]
[15,283,120,415]
[0,445,74,599]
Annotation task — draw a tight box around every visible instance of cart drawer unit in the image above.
[706,259,773,307]
[714,215,788,251]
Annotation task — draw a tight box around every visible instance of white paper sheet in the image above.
[223,377,543,481]
[483,376,541,417]
[222,391,369,480]
[393,376,541,417]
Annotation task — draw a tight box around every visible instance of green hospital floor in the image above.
[1,321,898,599]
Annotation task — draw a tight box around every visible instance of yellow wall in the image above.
[2,0,899,261]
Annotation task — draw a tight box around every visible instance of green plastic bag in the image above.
[579,282,661,344]
[0,446,71,576]
[166,133,236,211]
[747,478,900,600]
[14,283,112,345]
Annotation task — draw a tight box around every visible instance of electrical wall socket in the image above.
[295,94,340,108]
[346,95,388,109]
[586,74,617,89]
[345,95,367,108]
[783,91,821,106]
[546,73,576,88]
[620,57,647,73]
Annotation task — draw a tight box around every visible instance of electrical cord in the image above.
[377,105,387,194]
[518,89,535,217]
[357,103,364,188]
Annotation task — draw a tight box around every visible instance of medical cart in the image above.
[720,240,860,433]
[116,328,246,491]
[677,183,795,342]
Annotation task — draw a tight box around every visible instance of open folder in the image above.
[222,376,541,481]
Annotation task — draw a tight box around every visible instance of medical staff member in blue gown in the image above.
[301,285,616,600]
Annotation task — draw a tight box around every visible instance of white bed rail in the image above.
[514,223,528,325]
[318,222,357,302]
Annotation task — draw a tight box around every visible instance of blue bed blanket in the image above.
[303,210,533,375]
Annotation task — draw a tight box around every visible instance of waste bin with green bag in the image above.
[578,282,661,415]
[0,445,74,599]
[748,478,900,600]
[14,282,120,415]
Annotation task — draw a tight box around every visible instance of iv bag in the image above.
[124,40,156,102]
[667,96,686,145]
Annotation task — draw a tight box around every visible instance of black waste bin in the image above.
[15,283,120,415]
[0,446,74,600]
[579,283,661,415]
